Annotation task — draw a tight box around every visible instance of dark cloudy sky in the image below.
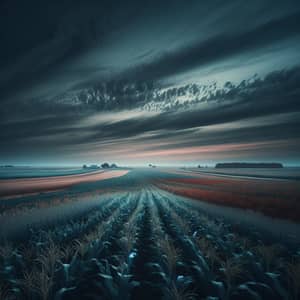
[1,0,300,166]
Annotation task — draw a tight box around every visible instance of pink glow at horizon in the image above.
[63,137,300,165]
[124,140,284,159]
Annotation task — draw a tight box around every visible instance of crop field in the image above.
[0,167,103,179]
[0,168,299,300]
[156,169,300,221]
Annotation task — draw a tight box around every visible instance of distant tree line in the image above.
[83,163,118,169]
[148,164,156,168]
[215,162,283,168]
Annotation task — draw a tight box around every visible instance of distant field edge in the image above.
[0,169,130,199]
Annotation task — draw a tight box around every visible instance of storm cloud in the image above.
[1,0,300,165]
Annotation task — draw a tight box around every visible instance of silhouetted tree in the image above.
[101,162,110,168]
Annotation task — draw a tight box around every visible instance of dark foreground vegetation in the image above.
[0,169,299,300]
[0,189,299,300]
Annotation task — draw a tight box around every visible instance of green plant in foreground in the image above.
[220,257,244,299]
[72,239,88,258]
[20,264,53,300]
[165,282,197,300]
[60,244,75,264]
[34,267,53,300]
[20,269,39,300]
[161,237,182,278]
[36,238,61,277]
[195,237,220,270]
[255,244,282,272]
[0,284,9,300]
[286,259,300,300]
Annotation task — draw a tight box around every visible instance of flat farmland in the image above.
[0,169,129,198]
[0,168,299,300]
[156,168,300,221]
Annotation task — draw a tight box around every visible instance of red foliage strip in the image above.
[157,180,300,222]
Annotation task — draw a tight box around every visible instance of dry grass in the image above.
[221,257,245,290]
[36,238,61,277]
[167,282,197,300]
[160,237,181,277]
[34,267,53,300]
[254,244,282,272]
[60,244,75,263]
[286,259,300,300]
[20,269,39,299]
[195,237,220,269]
[20,267,52,300]
[0,284,9,300]
[62,206,122,260]
[72,239,88,258]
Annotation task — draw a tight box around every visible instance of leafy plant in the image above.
[195,237,220,270]
[60,244,75,264]
[0,284,9,300]
[36,238,61,277]
[0,242,13,261]
[34,266,53,300]
[20,269,39,299]
[220,257,245,298]
[72,239,88,258]
[255,244,282,272]
[286,259,300,300]
[165,281,197,300]
[160,237,181,278]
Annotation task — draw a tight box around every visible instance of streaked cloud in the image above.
[0,0,300,165]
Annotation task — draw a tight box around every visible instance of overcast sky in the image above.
[1,0,300,166]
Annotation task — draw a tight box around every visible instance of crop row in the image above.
[0,192,139,299]
[0,187,122,218]
[153,188,300,300]
[0,189,299,300]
